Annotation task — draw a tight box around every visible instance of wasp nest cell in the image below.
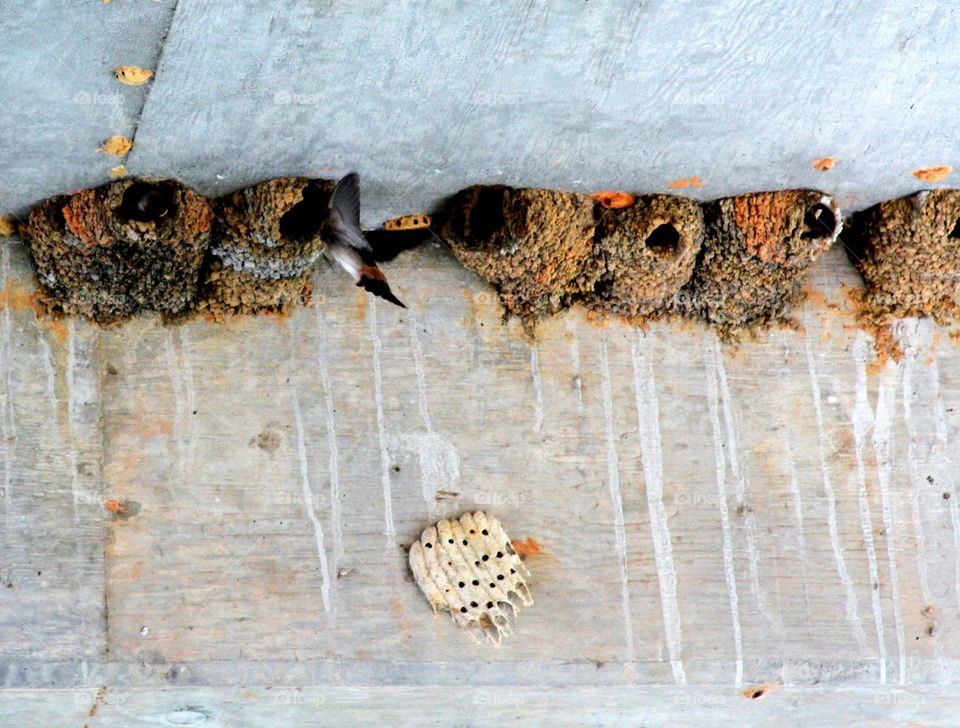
[409,511,533,644]
[590,194,704,320]
[197,177,334,318]
[441,185,599,322]
[682,190,841,336]
[844,190,960,321]
[23,179,212,322]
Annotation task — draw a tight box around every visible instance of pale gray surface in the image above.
[3,1,960,726]
[1,1,958,220]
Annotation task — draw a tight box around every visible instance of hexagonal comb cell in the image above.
[408,511,533,645]
[843,190,960,321]
[589,194,704,320]
[441,185,599,324]
[196,177,335,318]
[22,179,213,322]
[680,190,841,337]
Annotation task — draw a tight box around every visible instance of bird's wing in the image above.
[328,172,372,254]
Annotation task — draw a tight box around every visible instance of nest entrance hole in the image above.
[117,182,175,223]
[645,222,680,255]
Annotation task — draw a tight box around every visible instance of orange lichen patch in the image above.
[511,537,541,557]
[108,164,128,179]
[913,165,952,183]
[384,213,432,230]
[590,191,636,209]
[98,135,133,156]
[0,215,16,237]
[733,192,796,262]
[741,682,781,700]
[666,176,705,189]
[812,157,836,172]
[114,65,154,85]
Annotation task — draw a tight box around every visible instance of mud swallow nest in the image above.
[589,194,704,320]
[197,177,335,318]
[441,185,600,322]
[843,190,960,323]
[23,179,212,322]
[679,190,841,337]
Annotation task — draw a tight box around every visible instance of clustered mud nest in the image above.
[15,178,960,341]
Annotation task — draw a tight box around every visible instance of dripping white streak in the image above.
[786,451,811,620]
[929,346,960,613]
[163,331,188,485]
[314,302,343,563]
[35,326,57,414]
[631,332,686,685]
[1,245,14,518]
[873,362,906,685]
[805,326,867,649]
[600,334,636,667]
[703,340,743,687]
[290,375,331,613]
[851,331,887,685]
[408,315,435,432]
[370,299,396,545]
[530,342,544,433]
[179,329,196,473]
[713,340,771,626]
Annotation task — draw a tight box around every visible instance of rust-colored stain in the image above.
[0,215,15,237]
[384,213,432,230]
[913,165,952,183]
[511,537,541,557]
[98,135,132,156]
[741,681,781,700]
[105,499,125,514]
[108,164,128,179]
[114,65,154,85]
[590,191,636,209]
[130,560,145,579]
[812,157,836,172]
[666,176,705,189]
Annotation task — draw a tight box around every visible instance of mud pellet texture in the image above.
[22,179,212,323]
[844,189,960,322]
[589,194,703,320]
[441,185,599,323]
[196,177,334,318]
[681,189,840,338]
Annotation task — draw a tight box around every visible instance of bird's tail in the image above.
[357,265,406,308]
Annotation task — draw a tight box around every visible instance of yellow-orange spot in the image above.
[812,157,836,172]
[385,213,432,230]
[590,191,636,209]
[511,537,541,557]
[98,135,132,157]
[666,176,705,189]
[105,499,126,514]
[108,164,128,179]
[0,215,16,238]
[913,165,952,183]
[114,66,154,86]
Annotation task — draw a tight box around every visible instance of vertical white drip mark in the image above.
[289,370,331,613]
[786,446,812,621]
[929,343,960,613]
[408,315,435,432]
[851,331,887,684]
[703,341,744,687]
[631,331,685,685]
[898,320,946,677]
[370,299,396,546]
[712,339,777,632]
[35,325,57,415]
[530,342,544,433]
[163,331,187,487]
[805,322,867,649]
[1,245,15,521]
[872,360,906,685]
[65,319,87,634]
[314,301,343,564]
[599,333,636,669]
[179,329,196,473]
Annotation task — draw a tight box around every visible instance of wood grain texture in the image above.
[1,235,960,726]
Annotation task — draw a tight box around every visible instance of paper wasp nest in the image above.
[409,511,533,644]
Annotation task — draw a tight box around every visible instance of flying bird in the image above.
[326,172,406,308]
